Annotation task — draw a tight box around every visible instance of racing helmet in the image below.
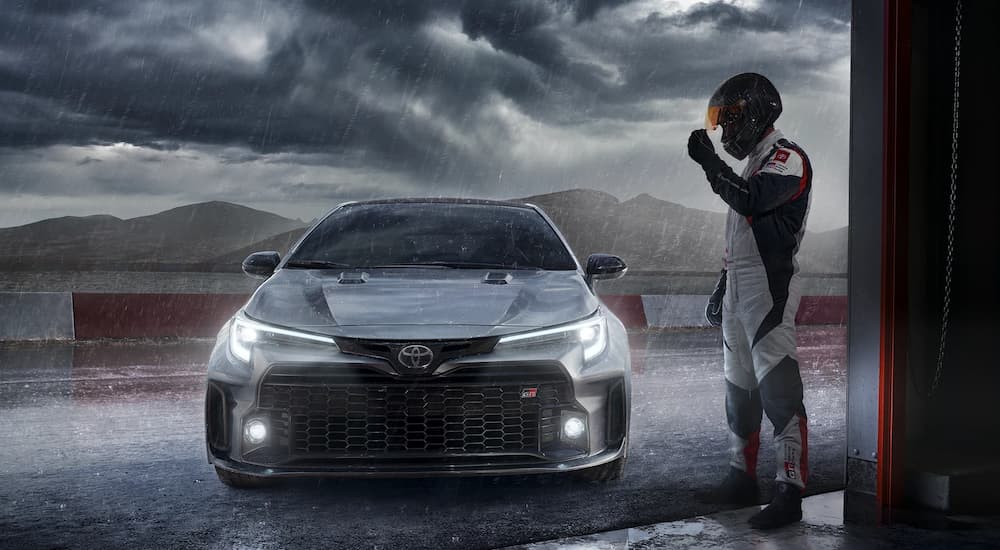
[704,73,782,160]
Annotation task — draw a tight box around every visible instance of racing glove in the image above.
[705,268,726,327]
[687,129,727,179]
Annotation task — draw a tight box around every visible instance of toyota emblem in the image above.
[398,344,434,370]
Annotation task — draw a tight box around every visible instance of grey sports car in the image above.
[205,198,631,487]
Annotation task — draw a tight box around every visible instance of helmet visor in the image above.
[705,105,722,130]
[705,102,745,131]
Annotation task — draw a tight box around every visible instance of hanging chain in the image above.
[930,0,963,397]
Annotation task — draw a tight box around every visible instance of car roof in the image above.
[343,197,535,209]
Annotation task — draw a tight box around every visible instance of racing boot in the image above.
[748,482,802,529]
[709,466,759,507]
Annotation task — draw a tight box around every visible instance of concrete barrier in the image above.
[641,295,712,328]
[599,295,648,329]
[72,293,248,339]
[0,292,74,341]
[638,294,850,329]
[796,296,849,325]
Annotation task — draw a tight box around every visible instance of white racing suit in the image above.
[708,129,811,489]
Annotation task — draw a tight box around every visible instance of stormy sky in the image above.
[0,0,850,229]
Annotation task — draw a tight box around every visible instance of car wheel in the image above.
[214,466,276,489]
[574,456,627,483]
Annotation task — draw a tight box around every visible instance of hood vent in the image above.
[338,271,369,284]
[482,272,512,285]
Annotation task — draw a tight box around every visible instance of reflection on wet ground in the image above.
[0,340,212,406]
[0,328,847,550]
[513,490,1000,549]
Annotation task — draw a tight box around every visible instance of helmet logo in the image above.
[398,344,434,370]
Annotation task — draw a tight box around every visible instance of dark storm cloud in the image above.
[0,0,850,208]
[461,1,564,70]
[303,0,630,26]
[654,0,848,32]
[0,0,469,182]
[0,0,843,141]
[303,0,458,27]
[0,0,600,185]
[655,2,789,32]
[571,0,634,21]
[0,2,307,149]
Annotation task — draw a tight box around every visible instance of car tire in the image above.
[574,456,627,483]
[214,466,276,489]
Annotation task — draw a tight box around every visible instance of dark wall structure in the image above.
[904,0,1000,512]
[845,0,884,512]
[848,0,1000,518]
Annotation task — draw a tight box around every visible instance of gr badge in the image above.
[520,387,538,399]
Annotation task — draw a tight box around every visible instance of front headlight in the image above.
[229,313,338,364]
[496,311,608,362]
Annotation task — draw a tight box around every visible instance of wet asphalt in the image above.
[0,327,846,550]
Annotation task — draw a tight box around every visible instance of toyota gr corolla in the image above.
[205,199,631,487]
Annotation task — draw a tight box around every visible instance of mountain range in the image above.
[0,190,846,273]
[0,201,306,271]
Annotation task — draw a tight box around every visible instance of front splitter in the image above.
[211,441,626,479]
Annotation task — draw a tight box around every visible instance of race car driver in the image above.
[687,73,812,530]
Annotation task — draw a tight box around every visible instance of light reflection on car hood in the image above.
[243,268,599,340]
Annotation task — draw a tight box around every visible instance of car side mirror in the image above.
[242,251,281,279]
[585,253,627,285]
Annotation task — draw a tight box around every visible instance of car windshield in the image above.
[287,202,578,271]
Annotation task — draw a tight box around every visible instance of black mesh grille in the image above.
[605,379,626,446]
[253,364,571,462]
[205,382,229,452]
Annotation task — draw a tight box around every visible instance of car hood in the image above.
[243,268,599,340]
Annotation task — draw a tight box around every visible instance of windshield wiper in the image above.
[284,260,355,269]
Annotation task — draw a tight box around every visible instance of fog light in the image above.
[563,417,586,440]
[244,419,268,445]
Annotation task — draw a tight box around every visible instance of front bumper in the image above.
[210,439,627,479]
[205,316,631,478]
